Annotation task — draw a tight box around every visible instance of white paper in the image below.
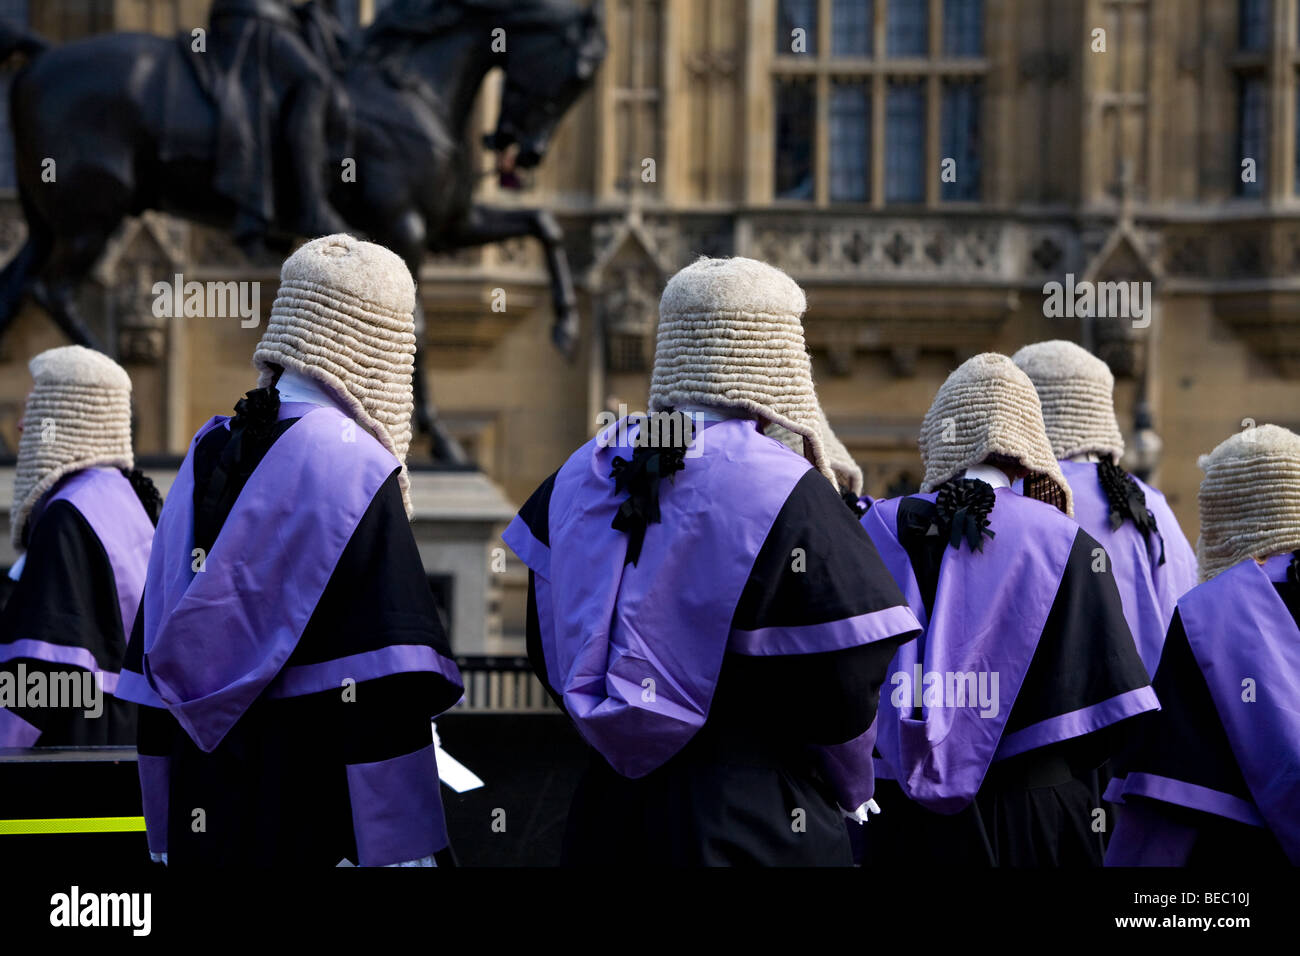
[431,721,485,793]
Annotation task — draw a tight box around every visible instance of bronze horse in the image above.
[0,0,606,462]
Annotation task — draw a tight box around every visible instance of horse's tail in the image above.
[0,19,49,64]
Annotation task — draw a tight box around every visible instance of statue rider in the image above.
[207,0,350,245]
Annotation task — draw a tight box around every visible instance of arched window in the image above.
[771,0,985,206]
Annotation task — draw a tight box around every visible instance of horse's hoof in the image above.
[552,315,577,359]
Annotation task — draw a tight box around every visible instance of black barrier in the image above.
[0,713,589,868]
[0,747,146,869]
[437,712,587,866]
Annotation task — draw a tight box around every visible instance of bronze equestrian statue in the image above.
[207,0,351,244]
[0,0,606,463]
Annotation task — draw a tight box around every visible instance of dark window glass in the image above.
[886,81,926,201]
[1239,0,1270,52]
[777,0,819,55]
[0,0,27,192]
[1238,76,1266,197]
[830,80,871,200]
[943,0,983,57]
[887,0,929,56]
[832,0,874,56]
[941,80,981,201]
[775,78,816,199]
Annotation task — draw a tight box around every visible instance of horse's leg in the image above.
[439,206,579,357]
[379,209,470,466]
[29,226,116,353]
[0,230,52,345]
[411,328,471,466]
[0,180,57,343]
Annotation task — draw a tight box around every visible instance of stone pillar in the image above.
[407,470,517,655]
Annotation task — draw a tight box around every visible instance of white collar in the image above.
[7,552,25,581]
[961,463,1013,490]
[1066,452,1101,464]
[274,367,348,413]
[676,403,756,424]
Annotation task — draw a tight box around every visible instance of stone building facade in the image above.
[2,0,1300,649]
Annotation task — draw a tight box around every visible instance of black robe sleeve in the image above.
[142,418,460,867]
[296,470,463,752]
[520,471,563,708]
[1117,610,1249,800]
[191,416,462,718]
[0,501,136,746]
[522,468,917,748]
[897,500,1150,772]
[276,471,460,866]
[721,469,917,746]
[1001,528,1152,771]
[1106,609,1290,865]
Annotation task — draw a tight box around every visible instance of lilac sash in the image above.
[503,417,812,778]
[11,468,155,695]
[815,721,878,812]
[42,468,155,646]
[125,404,400,752]
[863,490,1079,813]
[1059,460,1197,675]
[1174,554,1300,862]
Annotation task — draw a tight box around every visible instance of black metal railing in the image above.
[452,656,557,712]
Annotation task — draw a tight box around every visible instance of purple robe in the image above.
[504,416,918,782]
[1059,459,1197,675]
[43,468,155,662]
[1106,553,1300,864]
[0,467,153,746]
[118,401,461,866]
[118,403,458,748]
[862,488,1158,814]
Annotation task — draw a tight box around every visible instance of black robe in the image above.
[1106,604,1293,866]
[0,501,137,746]
[521,469,915,866]
[130,412,461,866]
[861,494,1153,867]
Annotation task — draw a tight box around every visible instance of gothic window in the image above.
[942,0,982,57]
[885,0,927,57]
[830,80,871,200]
[777,0,819,54]
[941,78,981,200]
[1238,76,1267,197]
[885,80,924,201]
[1238,0,1270,52]
[612,0,663,196]
[776,77,816,199]
[770,0,985,206]
[832,0,873,57]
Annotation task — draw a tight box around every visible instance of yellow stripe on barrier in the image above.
[0,816,146,835]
